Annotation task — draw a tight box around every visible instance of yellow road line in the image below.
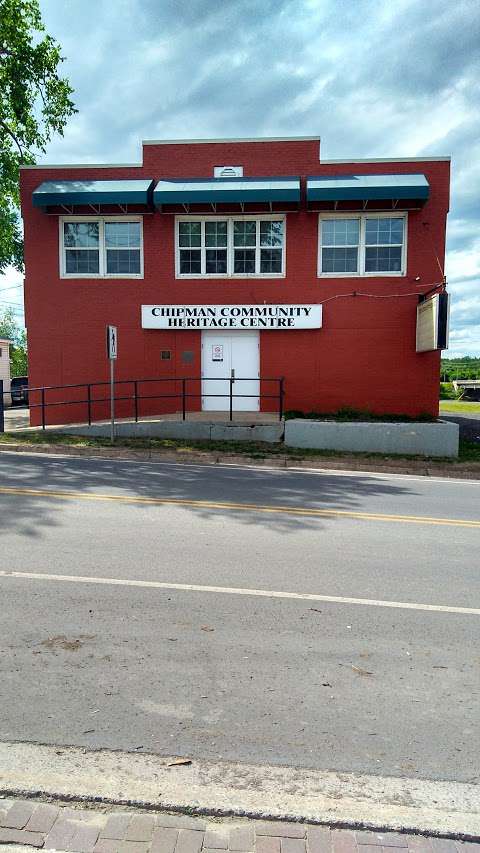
[1,570,479,615]
[0,484,479,527]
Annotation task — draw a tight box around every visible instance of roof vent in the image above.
[214,166,243,178]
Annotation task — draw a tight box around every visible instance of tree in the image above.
[0,0,76,273]
[0,307,27,375]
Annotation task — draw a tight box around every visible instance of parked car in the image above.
[10,376,29,406]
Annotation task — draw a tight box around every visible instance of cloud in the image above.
[5,0,479,354]
[448,324,480,357]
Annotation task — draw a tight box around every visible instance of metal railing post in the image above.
[279,377,285,421]
[0,380,4,433]
[229,376,233,422]
[134,381,138,422]
[87,384,92,425]
[41,387,46,430]
[182,378,186,421]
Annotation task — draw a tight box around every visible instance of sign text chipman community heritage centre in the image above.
[141,304,323,329]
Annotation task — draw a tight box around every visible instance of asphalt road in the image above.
[0,452,479,784]
[440,409,480,443]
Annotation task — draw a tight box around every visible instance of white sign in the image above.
[213,166,243,177]
[212,344,223,361]
[416,293,449,352]
[107,325,118,359]
[142,305,322,330]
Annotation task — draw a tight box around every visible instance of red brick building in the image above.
[20,137,450,425]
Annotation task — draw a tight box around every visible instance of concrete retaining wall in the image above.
[284,419,459,457]
[54,420,284,444]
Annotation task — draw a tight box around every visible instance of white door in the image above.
[202,331,260,411]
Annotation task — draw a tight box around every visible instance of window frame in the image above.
[59,215,144,279]
[175,214,286,279]
[318,212,407,278]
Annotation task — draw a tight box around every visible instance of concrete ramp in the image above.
[53,417,284,444]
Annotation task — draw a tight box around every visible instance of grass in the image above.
[456,440,480,462]
[0,431,295,457]
[0,430,479,465]
[439,400,480,414]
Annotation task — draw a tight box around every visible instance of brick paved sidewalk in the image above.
[0,798,477,853]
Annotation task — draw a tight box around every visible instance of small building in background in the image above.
[0,338,11,406]
[453,380,480,401]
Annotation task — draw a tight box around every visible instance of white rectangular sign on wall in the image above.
[416,293,449,352]
[141,304,322,330]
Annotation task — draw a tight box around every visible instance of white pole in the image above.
[110,357,115,444]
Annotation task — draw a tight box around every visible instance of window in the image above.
[105,222,141,274]
[64,222,100,274]
[61,218,143,277]
[260,221,283,273]
[205,221,227,273]
[233,221,256,273]
[365,217,404,273]
[178,221,201,274]
[321,219,359,274]
[319,214,406,276]
[176,216,285,277]
[161,350,171,360]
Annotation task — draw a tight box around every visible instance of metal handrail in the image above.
[0,375,285,430]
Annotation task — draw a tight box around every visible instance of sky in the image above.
[3,0,479,356]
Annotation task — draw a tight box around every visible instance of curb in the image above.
[1,787,478,842]
[1,742,479,840]
[0,440,479,479]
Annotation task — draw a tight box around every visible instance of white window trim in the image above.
[318,212,407,278]
[175,214,286,279]
[59,215,144,279]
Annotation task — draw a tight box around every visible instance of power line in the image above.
[0,284,23,294]
[0,305,24,313]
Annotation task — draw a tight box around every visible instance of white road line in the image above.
[1,570,479,616]
[283,465,480,485]
[1,447,480,486]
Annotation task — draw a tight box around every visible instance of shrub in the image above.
[284,410,305,420]
[440,382,462,400]
[284,408,435,423]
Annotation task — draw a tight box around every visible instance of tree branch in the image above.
[0,120,24,156]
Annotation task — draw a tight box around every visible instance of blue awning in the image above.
[153,177,300,206]
[32,179,154,208]
[306,174,430,203]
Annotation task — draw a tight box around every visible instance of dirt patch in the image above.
[40,634,96,651]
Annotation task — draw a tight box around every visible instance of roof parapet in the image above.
[142,136,321,145]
